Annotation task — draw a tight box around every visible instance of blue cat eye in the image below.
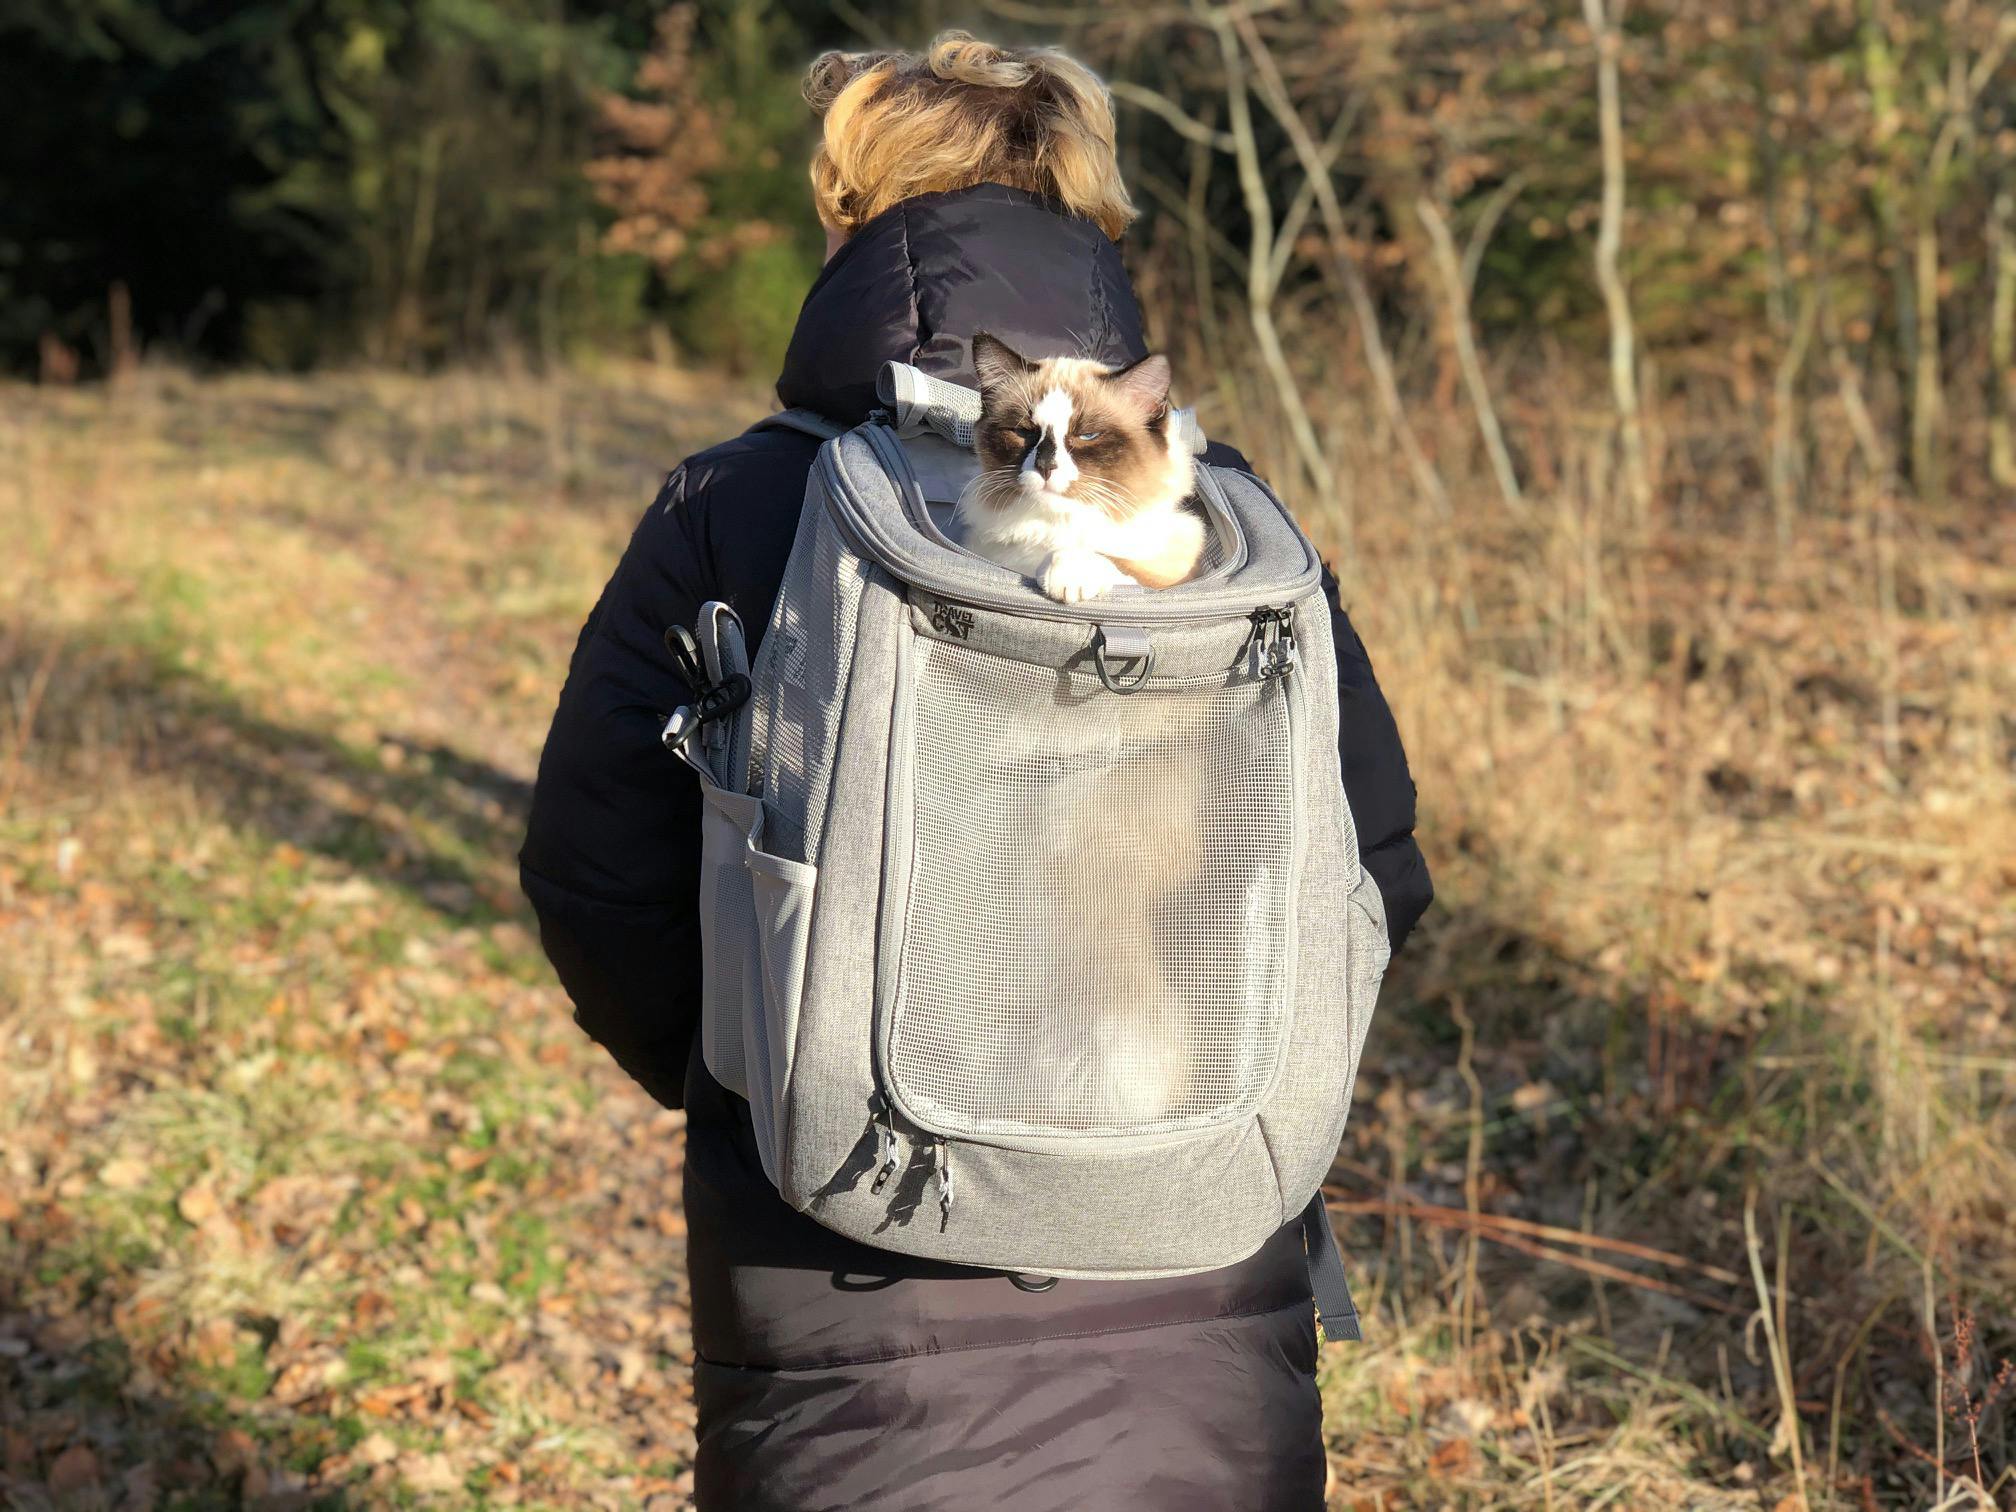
[1074,430,1102,442]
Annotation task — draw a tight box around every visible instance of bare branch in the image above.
[1580,0,1651,516]
[1459,171,1529,297]
[1205,5,1339,510]
[1267,96,1362,298]
[1110,80,1234,152]
[1231,7,1450,518]
[1418,196,1524,514]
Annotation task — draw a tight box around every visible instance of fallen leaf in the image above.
[212,1426,258,1473]
[117,1459,157,1510]
[177,1183,223,1225]
[100,1157,150,1190]
[615,1346,646,1389]
[49,1443,102,1492]
[1510,1080,1558,1113]
[400,1452,463,1493]
[189,1318,243,1368]
[357,1382,426,1417]
[1427,1437,1474,1477]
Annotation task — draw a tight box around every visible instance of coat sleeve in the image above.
[1201,441,1432,952]
[1320,565,1433,951]
[519,467,710,1109]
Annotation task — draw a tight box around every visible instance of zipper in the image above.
[847,421,1317,1160]
[868,621,1306,1158]
[1241,604,1301,681]
[867,422,1250,587]
[820,425,1320,628]
[869,1091,898,1195]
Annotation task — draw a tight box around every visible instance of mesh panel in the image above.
[1193,508,1234,576]
[889,644,1294,1138]
[749,509,866,862]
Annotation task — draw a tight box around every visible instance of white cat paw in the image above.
[1039,550,1125,604]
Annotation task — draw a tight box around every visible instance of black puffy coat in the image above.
[521,183,1432,1512]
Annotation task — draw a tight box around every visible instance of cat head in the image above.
[966,333,1190,518]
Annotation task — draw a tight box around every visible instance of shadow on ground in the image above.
[0,1296,353,1510]
[2,620,534,921]
[1,619,1986,1503]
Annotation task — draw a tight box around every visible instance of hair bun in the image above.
[927,32,1035,90]
[803,48,892,112]
[801,31,1135,242]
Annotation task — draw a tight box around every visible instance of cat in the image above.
[946,335,1213,1126]
[954,332,1205,604]
[1046,748,1205,1127]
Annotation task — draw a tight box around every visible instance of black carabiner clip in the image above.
[663,624,709,698]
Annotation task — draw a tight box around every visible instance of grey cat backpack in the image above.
[662,362,1389,1339]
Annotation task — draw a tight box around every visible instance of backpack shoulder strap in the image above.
[751,407,847,441]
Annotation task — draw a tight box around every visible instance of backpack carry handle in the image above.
[1090,624,1155,694]
[877,362,982,448]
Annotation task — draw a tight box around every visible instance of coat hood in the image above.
[775,183,1149,425]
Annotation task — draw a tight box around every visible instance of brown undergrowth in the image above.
[1,362,2010,1508]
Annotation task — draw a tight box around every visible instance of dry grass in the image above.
[0,359,2011,1509]
[1249,365,2016,1508]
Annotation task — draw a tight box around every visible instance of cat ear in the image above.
[1105,352,1172,416]
[970,332,1033,393]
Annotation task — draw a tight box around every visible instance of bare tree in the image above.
[1993,183,2016,488]
[1910,17,2015,506]
[1227,8,1451,520]
[1204,15,1338,509]
[1580,0,1650,517]
[1417,196,1524,514]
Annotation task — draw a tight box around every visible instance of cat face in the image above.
[967,333,1185,519]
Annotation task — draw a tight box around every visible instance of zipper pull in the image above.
[936,1139,954,1229]
[1272,605,1299,677]
[1242,607,1272,678]
[1244,606,1299,680]
[869,1095,898,1196]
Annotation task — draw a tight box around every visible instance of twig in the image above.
[827,0,893,45]
[1110,80,1234,150]
[1266,98,1360,297]
[0,628,65,817]
[1745,1189,1811,1508]
[1453,995,1485,1362]
[1466,1224,1745,1316]
[1461,171,1530,296]
[1322,1192,1746,1287]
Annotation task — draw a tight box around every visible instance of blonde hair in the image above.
[804,32,1137,243]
